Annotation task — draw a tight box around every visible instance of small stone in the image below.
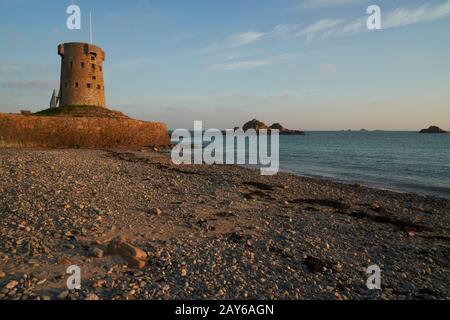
[0,271,6,279]
[150,208,162,216]
[304,255,326,273]
[57,291,69,299]
[58,258,71,266]
[28,258,40,266]
[400,283,415,292]
[162,285,170,294]
[5,280,19,289]
[93,208,104,215]
[92,280,106,288]
[90,247,104,258]
[85,293,100,300]
[333,262,343,272]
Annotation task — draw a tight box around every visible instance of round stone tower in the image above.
[58,42,106,108]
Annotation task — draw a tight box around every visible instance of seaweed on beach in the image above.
[292,198,350,210]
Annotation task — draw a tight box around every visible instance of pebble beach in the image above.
[0,149,448,300]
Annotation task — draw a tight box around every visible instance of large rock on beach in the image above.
[107,236,148,269]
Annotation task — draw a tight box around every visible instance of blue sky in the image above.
[1,0,449,130]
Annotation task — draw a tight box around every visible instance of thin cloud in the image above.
[321,17,366,38]
[196,2,450,72]
[200,31,266,53]
[270,23,304,38]
[206,53,297,72]
[383,1,450,28]
[297,0,450,40]
[296,19,344,41]
[225,32,266,47]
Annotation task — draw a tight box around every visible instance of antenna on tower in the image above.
[89,12,93,44]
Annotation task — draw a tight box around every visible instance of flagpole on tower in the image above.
[89,12,93,44]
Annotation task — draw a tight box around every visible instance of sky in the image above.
[0,0,449,130]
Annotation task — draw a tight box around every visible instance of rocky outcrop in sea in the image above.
[242,119,305,135]
[419,126,447,134]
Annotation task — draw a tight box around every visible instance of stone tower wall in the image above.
[58,42,106,107]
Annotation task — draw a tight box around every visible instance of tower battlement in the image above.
[58,42,106,108]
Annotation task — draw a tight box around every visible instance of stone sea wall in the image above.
[0,114,170,149]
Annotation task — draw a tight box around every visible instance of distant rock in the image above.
[270,123,305,135]
[242,119,269,131]
[241,119,304,135]
[360,128,368,132]
[269,123,285,130]
[419,126,447,134]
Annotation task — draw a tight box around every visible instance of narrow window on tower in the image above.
[97,85,101,89]
[99,66,102,72]
[81,62,84,68]
[70,61,73,68]
[92,64,96,70]
[87,83,92,88]
[92,76,97,80]
[75,82,79,88]
[91,56,95,61]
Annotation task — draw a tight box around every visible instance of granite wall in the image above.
[0,114,170,149]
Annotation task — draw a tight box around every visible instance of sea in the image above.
[171,131,450,199]
[278,131,450,199]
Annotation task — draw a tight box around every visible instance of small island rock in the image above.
[241,119,305,135]
[419,126,447,134]
[242,119,269,131]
